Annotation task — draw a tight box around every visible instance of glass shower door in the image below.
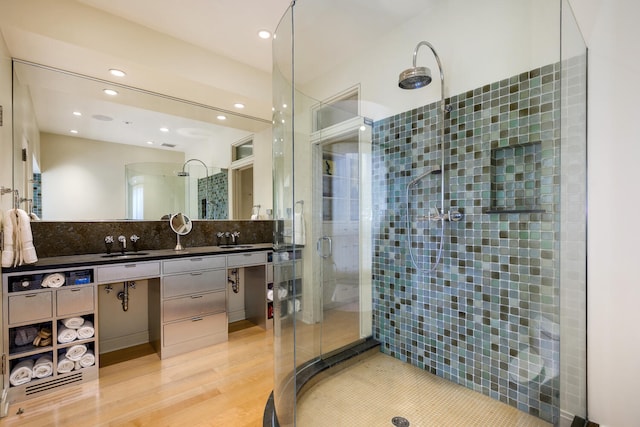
[314,130,366,357]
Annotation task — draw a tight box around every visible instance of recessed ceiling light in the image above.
[258,29,272,39]
[159,127,169,132]
[109,68,126,77]
[70,129,78,134]
[234,103,245,109]
[146,141,154,145]
[217,115,227,120]
[103,89,118,96]
[72,111,82,116]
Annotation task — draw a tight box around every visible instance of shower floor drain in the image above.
[391,416,410,427]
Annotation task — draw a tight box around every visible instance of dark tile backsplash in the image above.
[30,220,274,258]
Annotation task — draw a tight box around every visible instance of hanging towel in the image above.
[293,211,306,245]
[1,209,37,267]
[42,272,65,288]
[65,344,87,361]
[9,359,34,386]
[1,209,14,268]
[57,325,78,344]
[57,354,75,374]
[33,355,53,379]
[62,317,85,329]
[77,350,95,368]
[77,321,95,340]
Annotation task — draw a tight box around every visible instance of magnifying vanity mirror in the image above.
[170,213,192,251]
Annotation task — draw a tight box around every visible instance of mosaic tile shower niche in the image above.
[372,63,560,423]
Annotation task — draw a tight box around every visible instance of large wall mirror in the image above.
[12,60,271,221]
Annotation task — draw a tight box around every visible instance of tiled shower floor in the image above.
[297,352,552,427]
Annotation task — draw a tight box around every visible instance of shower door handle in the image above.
[316,236,332,259]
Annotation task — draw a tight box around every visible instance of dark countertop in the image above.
[2,243,274,273]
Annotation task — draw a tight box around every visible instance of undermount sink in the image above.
[217,245,254,249]
[101,252,149,258]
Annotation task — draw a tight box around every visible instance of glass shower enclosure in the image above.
[269,1,587,426]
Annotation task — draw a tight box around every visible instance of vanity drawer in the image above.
[227,251,266,267]
[163,255,225,274]
[163,290,226,322]
[8,291,52,324]
[97,261,160,283]
[162,269,226,298]
[163,312,227,346]
[57,286,94,316]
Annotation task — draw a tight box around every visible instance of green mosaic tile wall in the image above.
[372,63,560,423]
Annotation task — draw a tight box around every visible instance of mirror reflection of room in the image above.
[11,61,274,221]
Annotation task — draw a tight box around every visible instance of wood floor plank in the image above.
[1,324,273,426]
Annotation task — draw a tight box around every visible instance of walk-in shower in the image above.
[269,1,587,426]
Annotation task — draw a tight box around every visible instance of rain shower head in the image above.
[398,41,442,90]
[399,66,432,89]
[176,171,189,177]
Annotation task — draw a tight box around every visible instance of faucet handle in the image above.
[232,231,240,237]
[105,235,114,244]
[216,232,225,238]
[130,234,140,242]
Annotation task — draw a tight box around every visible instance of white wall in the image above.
[41,133,183,220]
[0,36,12,212]
[568,0,640,425]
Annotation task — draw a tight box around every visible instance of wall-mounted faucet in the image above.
[130,234,140,252]
[105,236,114,254]
[118,235,127,254]
[231,231,240,244]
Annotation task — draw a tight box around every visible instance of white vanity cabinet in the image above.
[2,267,98,403]
[149,255,228,359]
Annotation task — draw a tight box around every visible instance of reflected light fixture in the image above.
[217,115,227,120]
[258,29,272,39]
[234,103,245,109]
[73,111,82,116]
[109,68,126,77]
[70,129,78,134]
[146,141,154,145]
[159,127,169,132]
[103,88,118,96]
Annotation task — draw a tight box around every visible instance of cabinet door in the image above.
[163,269,226,298]
[8,292,52,324]
[163,290,226,322]
[57,286,94,317]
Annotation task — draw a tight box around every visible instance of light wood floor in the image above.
[0,321,273,427]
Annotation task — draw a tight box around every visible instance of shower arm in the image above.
[413,41,446,212]
[181,158,211,217]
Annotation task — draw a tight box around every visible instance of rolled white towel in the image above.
[10,359,34,386]
[267,289,274,301]
[33,355,53,379]
[57,326,78,344]
[78,350,95,368]
[278,287,288,299]
[62,317,85,329]
[15,326,39,346]
[77,321,95,340]
[57,354,75,374]
[42,272,65,288]
[65,344,87,361]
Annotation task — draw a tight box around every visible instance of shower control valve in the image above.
[446,209,463,222]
